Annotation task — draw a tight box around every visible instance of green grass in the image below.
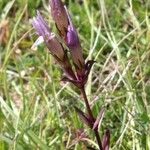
[0,0,150,149]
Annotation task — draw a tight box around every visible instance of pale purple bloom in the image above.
[32,11,51,38]
[32,11,64,61]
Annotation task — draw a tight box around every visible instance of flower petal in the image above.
[31,36,44,50]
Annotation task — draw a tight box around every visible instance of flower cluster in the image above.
[32,0,94,88]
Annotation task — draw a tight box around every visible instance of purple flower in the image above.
[32,11,51,38]
[32,11,64,61]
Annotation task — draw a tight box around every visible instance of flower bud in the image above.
[67,24,84,69]
[49,0,69,38]
[45,34,65,60]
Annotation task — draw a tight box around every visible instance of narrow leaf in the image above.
[93,107,105,130]
[102,129,110,150]
[74,106,92,128]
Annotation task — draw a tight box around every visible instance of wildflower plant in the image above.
[32,0,110,149]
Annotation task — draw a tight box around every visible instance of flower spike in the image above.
[31,1,108,150]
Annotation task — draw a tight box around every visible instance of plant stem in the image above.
[94,130,103,150]
[80,87,103,150]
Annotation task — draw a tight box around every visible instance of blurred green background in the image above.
[0,0,150,149]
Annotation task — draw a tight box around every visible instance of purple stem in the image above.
[80,87,103,150]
